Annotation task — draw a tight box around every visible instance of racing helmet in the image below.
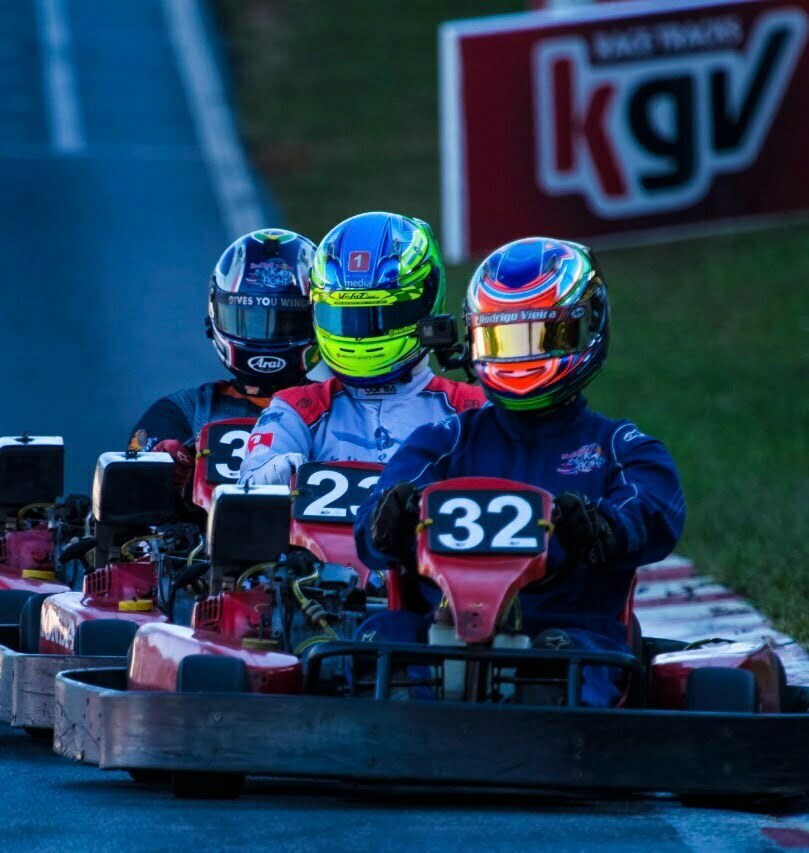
[207,228,319,394]
[310,212,446,386]
[465,237,609,412]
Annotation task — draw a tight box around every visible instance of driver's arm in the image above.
[128,397,192,450]
[594,423,685,569]
[238,399,313,486]
[354,416,461,570]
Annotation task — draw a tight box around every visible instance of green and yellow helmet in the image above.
[310,212,446,386]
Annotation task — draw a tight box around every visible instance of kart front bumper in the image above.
[54,665,809,796]
[0,641,125,730]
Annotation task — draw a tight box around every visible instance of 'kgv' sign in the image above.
[440,0,809,260]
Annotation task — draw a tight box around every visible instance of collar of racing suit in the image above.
[493,394,587,442]
[339,356,433,400]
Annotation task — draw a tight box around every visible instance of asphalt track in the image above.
[0,2,808,850]
[0,0,269,493]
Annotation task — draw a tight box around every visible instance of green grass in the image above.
[213,1,809,642]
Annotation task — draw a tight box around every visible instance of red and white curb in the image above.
[637,555,809,686]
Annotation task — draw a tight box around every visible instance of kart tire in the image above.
[24,727,52,741]
[128,769,171,786]
[176,654,248,692]
[18,593,50,654]
[172,655,248,799]
[624,614,646,708]
[74,619,138,657]
[171,771,245,800]
[686,667,758,713]
[0,590,37,627]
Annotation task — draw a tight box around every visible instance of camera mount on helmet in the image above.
[417,315,474,381]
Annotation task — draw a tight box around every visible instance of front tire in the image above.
[686,667,758,713]
[171,655,248,799]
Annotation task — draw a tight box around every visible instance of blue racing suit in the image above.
[354,395,685,706]
[238,365,486,485]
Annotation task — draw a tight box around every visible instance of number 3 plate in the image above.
[204,423,252,484]
[426,489,546,555]
[292,462,380,523]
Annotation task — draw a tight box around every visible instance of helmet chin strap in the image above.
[516,392,582,419]
[233,377,284,399]
[339,353,430,389]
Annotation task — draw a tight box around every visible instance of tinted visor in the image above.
[469,304,599,361]
[214,293,312,342]
[314,292,430,338]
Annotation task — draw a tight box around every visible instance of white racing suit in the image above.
[238,364,486,485]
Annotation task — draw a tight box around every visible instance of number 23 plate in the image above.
[426,489,546,555]
[292,462,381,523]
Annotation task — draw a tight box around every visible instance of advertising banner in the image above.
[440,0,809,261]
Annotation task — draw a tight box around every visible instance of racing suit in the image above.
[128,380,268,451]
[354,395,685,706]
[238,365,486,485]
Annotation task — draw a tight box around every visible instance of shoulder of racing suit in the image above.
[272,378,346,428]
[420,375,487,413]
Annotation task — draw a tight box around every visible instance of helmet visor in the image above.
[213,293,312,342]
[468,304,599,362]
[313,291,430,339]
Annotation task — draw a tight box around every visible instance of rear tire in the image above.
[74,619,138,657]
[687,667,758,713]
[171,655,248,799]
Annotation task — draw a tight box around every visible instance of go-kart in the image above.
[0,416,260,734]
[53,460,388,783]
[52,476,809,799]
[0,449,182,733]
[0,434,91,723]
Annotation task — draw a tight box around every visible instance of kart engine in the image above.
[267,550,370,659]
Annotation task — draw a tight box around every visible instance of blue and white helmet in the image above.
[207,229,319,393]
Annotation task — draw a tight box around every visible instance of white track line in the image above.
[162,0,266,239]
[36,0,85,153]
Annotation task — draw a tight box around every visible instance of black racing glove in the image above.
[370,481,420,565]
[552,491,616,566]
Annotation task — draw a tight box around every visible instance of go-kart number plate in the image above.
[204,423,252,484]
[426,490,545,555]
[292,463,380,523]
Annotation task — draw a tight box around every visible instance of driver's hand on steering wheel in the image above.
[552,491,616,566]
[370,481,420,564]
[153,439,195,491]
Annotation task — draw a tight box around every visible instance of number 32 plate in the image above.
[292,462,381,523]
[426,489,546,555]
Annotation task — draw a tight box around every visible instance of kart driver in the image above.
[129,228,328,490]
[239,211,485,486]
[354,237,685,707]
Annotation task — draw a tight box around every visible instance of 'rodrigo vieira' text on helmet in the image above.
[207,229,319,393]
[310,212,446,385]
[465,237,609,412]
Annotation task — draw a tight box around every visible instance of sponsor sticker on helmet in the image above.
[248,355,287,373]
[347,251,371,272]
[327,290,396,305]
[244,260,295,290]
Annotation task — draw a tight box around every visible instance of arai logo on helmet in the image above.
[248,355,287,373]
